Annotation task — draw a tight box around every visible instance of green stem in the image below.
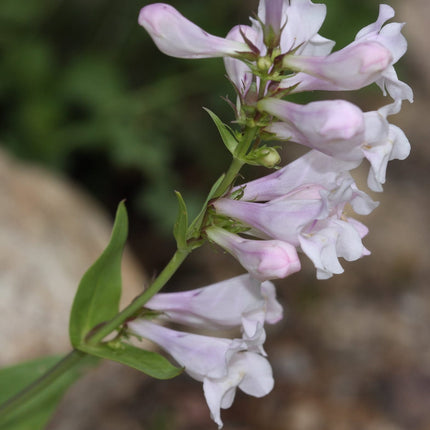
[212,157,244,199]
[236,125,259,159]
[0,125,260,419]
[87,249,190,345]
[0,350,85,421]
[213,126,259,198]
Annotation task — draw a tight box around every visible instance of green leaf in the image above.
[188,174,225,238]
[173,191,188,251]
[0,354,94,430]
[80,343,183,380]
[204,108,238,155]
[69,201,129,347]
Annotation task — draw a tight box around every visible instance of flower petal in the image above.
[207,226,301,280]
[138,3,251,59]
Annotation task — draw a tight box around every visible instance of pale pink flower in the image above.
[206,226,301,280]
[128,320,274,428]
[282,41,392,91]
[145,274,283,337]
[280,4,412,102]
[362,100,411,191]
[260,98,365,161]
[203,351,274,428]
[224,0,334,99]
[231,150,377,214]
[299,217,370,279]
[214,184,329,247]
[233,150,359,202]
[354,4,413,102]
[138,3,252,59]
[213,159,378,278]
[259,98,410,192]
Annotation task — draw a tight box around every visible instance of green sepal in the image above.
[69,201,128,348]
[173,191,188,251]
[80,343,183,380]
[204,108,238,155]
[188,174,225,238]
[0,354,96,430]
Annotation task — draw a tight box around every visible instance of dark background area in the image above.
[0,0,381,263]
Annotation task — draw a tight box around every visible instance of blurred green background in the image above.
[0,0,378,241]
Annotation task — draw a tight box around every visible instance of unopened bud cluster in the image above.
[134,0,412,427]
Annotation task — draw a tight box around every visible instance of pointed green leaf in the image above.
[204,108,238,155]
[188,174,225,238]
[80,343,182,380]
[0,354,95,430]
[69,202,128,347]
[173,191,188,251]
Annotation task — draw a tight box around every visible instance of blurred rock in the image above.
[0,148,145,366]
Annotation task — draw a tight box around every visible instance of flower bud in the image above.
[247,146,281,168]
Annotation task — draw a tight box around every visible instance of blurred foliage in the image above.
[0,0,376,234]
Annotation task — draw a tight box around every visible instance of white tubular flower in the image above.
[144,274,283,338]
[214,184,329,247]
[233,150,360,202]
[213,159,378,278]
[299,217,370,279]
[128,320,274,429]
[354,4,413,102]
[362,100,411,191]
[280,4,412,102]
[138,4,252,59]
[258,97,410,192]
[260,98,365,161]
[206,226,301,281]
[224,0,334,100]
[203,351,274,428]
[230,150,378,217]
[215,178,375,244]
[282,41,392,91]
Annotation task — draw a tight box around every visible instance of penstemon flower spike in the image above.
[0,1,412,429]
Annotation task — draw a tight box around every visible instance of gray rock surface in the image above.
[0,148,145,366]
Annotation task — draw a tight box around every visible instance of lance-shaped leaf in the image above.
[0,354,95,430]
[204,108,238,155]
[80,343,183,380]
[173,191,188,251]
[69,202,128,347]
